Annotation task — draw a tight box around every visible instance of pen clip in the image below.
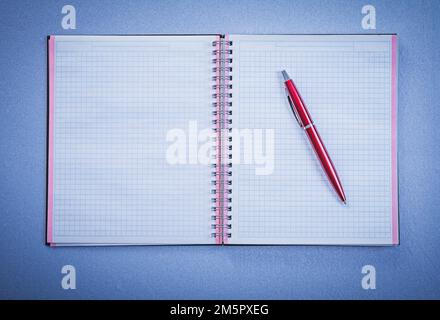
[285,90,303,128]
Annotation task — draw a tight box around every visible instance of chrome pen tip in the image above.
[281,70,290,81]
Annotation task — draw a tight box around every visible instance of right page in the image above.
[228,35,398,245]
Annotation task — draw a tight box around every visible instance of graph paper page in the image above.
[229,35,397,245]
[49,36,217,245]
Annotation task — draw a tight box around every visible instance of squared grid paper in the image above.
[51,36,217,244]
[229,35,394,245]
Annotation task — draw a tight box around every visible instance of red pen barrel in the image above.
[284,80,313,127]
[284,77,346,203]
[304,125,346,203]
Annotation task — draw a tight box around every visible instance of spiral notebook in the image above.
[47,34,398,246]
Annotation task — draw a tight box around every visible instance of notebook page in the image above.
[48,35,218,245]
[229,35,397,245]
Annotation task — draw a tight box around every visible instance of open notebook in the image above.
[47,34,398,246]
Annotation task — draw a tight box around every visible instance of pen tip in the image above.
[281,70,290,81]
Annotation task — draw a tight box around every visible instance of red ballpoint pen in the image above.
[282,70,346,204]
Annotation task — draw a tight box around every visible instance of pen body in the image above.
[284,79,346,203]
[304,125,346,203]
[284,80,313,127]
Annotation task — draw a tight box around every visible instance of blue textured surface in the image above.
[0,0,439,299]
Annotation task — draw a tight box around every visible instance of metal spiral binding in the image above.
[210,36,233,243]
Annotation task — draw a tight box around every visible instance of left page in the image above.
[47,35,218,245]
